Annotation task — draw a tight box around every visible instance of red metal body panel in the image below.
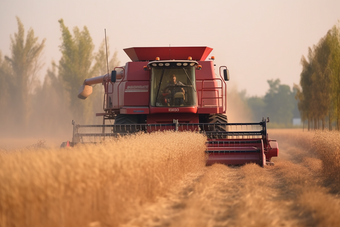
[124,62,150,80]
[120,107,149,114]
[147,113,199,124]
[100,48,226,116]
[195,61,216,80]
[206,138,266,166]
[104,62,150,110]
[267,140,279,161]
[206,152,263,166]
[197,107,224,114]
[149,106,197,114]
[105,84,117,110]
[124,47,213,61]
[118,81,126,108]
[196,61,226,114]
[123,81,149,106]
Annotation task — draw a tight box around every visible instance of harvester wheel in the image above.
[114,114,145,134]
[206,114,228,138]
[114,114,139,124]
[208,114,228,124]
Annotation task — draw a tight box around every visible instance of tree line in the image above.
[243,22,340,130]
[0,17,120,138]
[233,79,300,127]
[295,23,340,130]
[2,17,337,137]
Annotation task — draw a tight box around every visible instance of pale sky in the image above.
[1,0,339,96]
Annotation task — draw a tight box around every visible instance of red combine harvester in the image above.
[65,46,278,166]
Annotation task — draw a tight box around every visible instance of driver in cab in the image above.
[164,74,185,106]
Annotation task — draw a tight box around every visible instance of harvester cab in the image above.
[64,46,278,167]
[148,60,198,108]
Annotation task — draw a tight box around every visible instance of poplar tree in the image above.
[3,17,45,130]
[0,52,13,133]
[296,23,340,130]
[297,48,314,129]
[58,19,95,124]
[327,24,340,129]
[312,35,332,129]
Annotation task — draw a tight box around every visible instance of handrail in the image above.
[104,67,125,110]
[219,66,228,112]
[198,77,225,111]
[115,67,125,108]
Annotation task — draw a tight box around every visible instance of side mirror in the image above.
[111,70,117,83]
[223,68,230,81]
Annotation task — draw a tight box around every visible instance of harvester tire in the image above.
[114,114,145,134]
[206,114,228,138]
[208,114,228,125]
[114,114,139,124]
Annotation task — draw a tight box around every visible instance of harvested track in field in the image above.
[124,129,340,227]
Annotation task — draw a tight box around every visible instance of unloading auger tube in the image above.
[77,73,113,100]
[64,117,278,167]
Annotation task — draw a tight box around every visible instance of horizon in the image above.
[1,0,339,96]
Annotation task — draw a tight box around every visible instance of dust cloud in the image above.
[226,85,253,123]
[0,83,105,149]
[0,79,256,149]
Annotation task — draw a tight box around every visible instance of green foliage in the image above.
[0,51,13,130]
[58,19,96,124]
[0,17,45,133]
[264,79,295,125]
[327,25,340,129]
[0,17,121,137]
[247,96,265,121]
[296,23,340,130]
[93,39,121,76]
[245,79,298,127]
[57,20,120,124]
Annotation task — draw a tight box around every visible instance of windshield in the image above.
[150,67,197,107]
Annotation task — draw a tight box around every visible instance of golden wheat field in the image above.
[1,129,340,227]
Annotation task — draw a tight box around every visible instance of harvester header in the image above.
[64,46,279,167]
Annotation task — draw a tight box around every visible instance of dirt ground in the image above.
[123,129,340,227]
